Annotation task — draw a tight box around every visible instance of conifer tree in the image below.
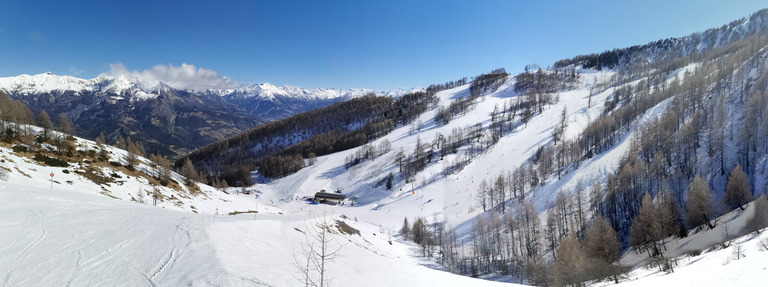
[686,176,715,229]
[36,110,53,142]
[57,113,71,135]
[747,195,768,233]
[583,216,620,283]
[401,217,410,240]
[125,139,140,170]
[180,158,199,185]
[630,193,662,257]
[723,164,752,211]
[552,233,586,286]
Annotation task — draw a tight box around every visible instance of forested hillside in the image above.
[229,8,768,286]
[403,11,768,285]
[555,9,768,70]
[180,89,443,185]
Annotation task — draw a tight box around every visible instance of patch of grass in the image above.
[100,191,119,199]
[335,220,360,236]
[12,145,28,153]
[14,167,30,178]
[33,153,69,167]
[99,187,119,199]
[186,184,203,196]
[75,166,113,185]
[228,210,258,216]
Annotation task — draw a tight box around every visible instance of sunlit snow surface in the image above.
[2,66,767,286]
[0,172,513,286]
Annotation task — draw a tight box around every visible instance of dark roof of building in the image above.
[314,192,346,200]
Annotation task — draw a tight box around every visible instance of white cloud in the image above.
[102,63,242,90]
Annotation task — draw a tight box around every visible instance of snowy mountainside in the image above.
[557,9,768,69]
[0,72,97,94]
[0,124,269,216]
[251,68,622,227]
[240,42,768,284]
[603,203,768,287]
[0,124,511,286]
[3,9,768,286]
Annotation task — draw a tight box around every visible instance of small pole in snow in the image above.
[50,172,54,190]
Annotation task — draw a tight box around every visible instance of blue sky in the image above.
[0,0,766,90]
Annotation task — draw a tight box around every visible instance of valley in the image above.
[2,4,768,287]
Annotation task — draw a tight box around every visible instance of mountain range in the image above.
[0,72,415,156]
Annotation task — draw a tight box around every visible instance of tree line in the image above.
[553,9,768,71]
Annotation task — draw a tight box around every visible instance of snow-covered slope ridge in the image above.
[0,124,274,216]
[0,126,512,286]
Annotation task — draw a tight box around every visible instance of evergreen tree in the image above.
[400,217,410,240]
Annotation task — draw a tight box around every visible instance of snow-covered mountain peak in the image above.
[0,72,97,94]
[0,72,414,102]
